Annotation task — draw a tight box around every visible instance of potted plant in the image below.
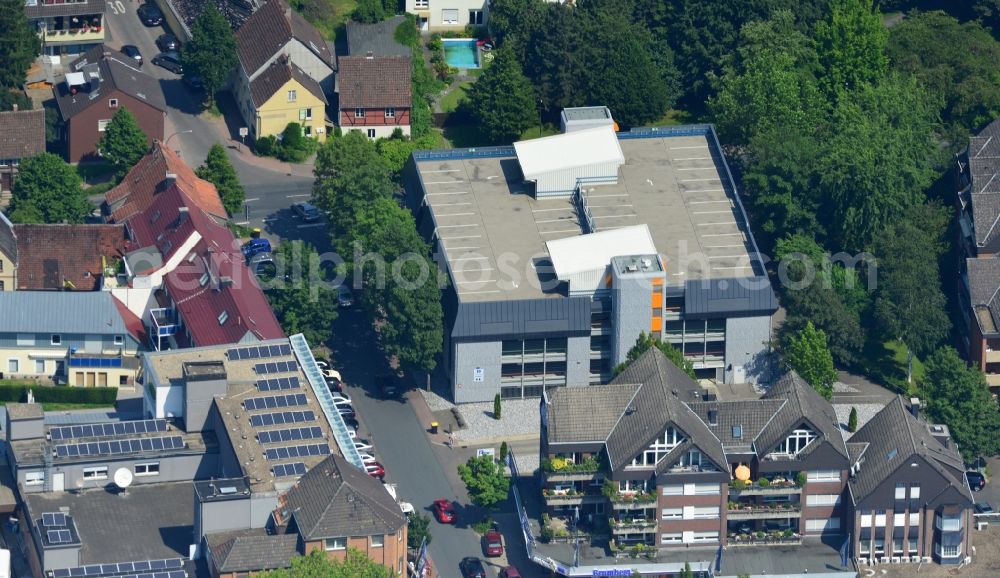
[757,477,770,487]
[795,471,808,487]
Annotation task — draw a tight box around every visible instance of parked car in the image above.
[352,438,373,452]
[377,373,398,398]
[364,461,385,479]
[335,406,356,420]
[121,45,142,66]
[151,52,183,74]
[326,379,343,394]
[499,567,522,578]
[156,33,180,52]
[483,529,503,557]
[338,285,354,308]
[459,557,487,578]
[433,499,456,524]
[358,452,378,464]
[314,360,329,369]
[242,238,272,262]
[137,3,164,26]
[330,393,352,405]
[967,471,987,491]
[975,501,994,515]
[291,202,321,222]
[321,368,341,382]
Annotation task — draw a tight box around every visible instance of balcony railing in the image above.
[729,479,803,496]
[727,531,802,547]
[541,489,603,505]
[610,492,657,510]
[726,502,802,520]
[541,456,603,476]
[610,518,657,534]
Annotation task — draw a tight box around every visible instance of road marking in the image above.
[705,244,745,248]
[676,156,712,161]
[297,223,325,229]
[422,169,461,173]
[535,218,575,224]
[681,178,720,182]
[423,180,465,185]
[697,222,736,226]
[532,207,574,213]
[693,210,733,214]
[684,188,725,193]
[689,200,730,204]
[670,146,706,150]
[435,212,475,218]
[244,197,260,202]
[286,193,310,198]
[539,228,582,235]
[438,223,479,229]
[702,233,744,237]
[452,256,490,261]
[593,214,637,219]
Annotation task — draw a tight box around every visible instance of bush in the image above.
[493,393,502,420]
[499,441,509,463]
[0,384,117,405]
[795,471,808,487]
[848,406,859,433]
[255,135,278,156]
[471,516,495,535]
[282,122,306,150]
[427,34,443,52]
[757,478,770,487]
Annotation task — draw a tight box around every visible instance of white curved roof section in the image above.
[546,224,656,279]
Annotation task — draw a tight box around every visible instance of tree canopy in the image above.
[783,321,837,400]
[264,549,392,578]
[921,347,1000,460]
[9,153,91,224]
[98,107,149,178]
[196,144,246,216]
[458,454,510,509]
[181,4,238,107]
[0,0,39,90]
[614,332,696,379]
[814,0,888,100]
[464,48,537,144]
[264,241,338,345]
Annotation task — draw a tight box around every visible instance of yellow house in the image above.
[236,57,329,142]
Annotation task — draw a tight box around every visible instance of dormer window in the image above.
[109,98,118,108]
[771,425,818,457]
[669,448,719,473]
[628,426,685,468]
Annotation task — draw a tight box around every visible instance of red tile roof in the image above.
[0,109,45,160]
[113,297,147,344]
[337,56,411,110]
[12,224,129,290]
[105,141,227,223]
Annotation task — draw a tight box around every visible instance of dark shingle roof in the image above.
[346,15,412,58]
[848,396,972,504]
[25,0,106,18]
[248,58,327,109]
[236,0,334,78]
[337,56,411,110]
[284,454,405,540]
[967,118,1000,248]
[54,47,166,120]
[755,371,849,461]
[0,109,45,160]
[966,257,1000,335]
[603,348,727,474]
[0,212,15,266]
[688,399,785,453]
[12,224,129,290]
[206,529,299,573]
[547,384,640,444]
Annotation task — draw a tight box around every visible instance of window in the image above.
[693,483,720,495]
[414,0,428,7]
[8,359,18,374]
[806,494,842,507]
[35,360,45,374]
[355,108,366,118]
[135,462,159,476]
[371,534,384,547]
[911,485,920,500]
[0,259,3,271]
[304,125,312,137]
[629,426,685,468]
[671,449,718,472]
[895,483,907,500]
[909,513,920,526]
[301,108,313,121]
[661,484,682,496]
[661,533,682,544]
[936,514,962,532]
[83,466,108,479]
[692,531,719,543]
[893,538,904,553]
[16,334,33,346]
[98,119,111,132]
[874,538,885,554]
[469,9,483,24]
[367,129,376,138]
[661,507,682,520]
[908,537,918,552]
[441,8,459,24]
[25,472,44,486]
[385,108,395,118]
[807,470,841,482]
[325,537,346,551]
[51,334,62,345]
[119,376,128,386]
[692,506,719,519]
[397,530,402,542]
[936,543,961,558]
[218,311,229,325]
[114,335,124,346]
[859,539,871,555]
[805,518,841,532]
[287,90,297,102]
[773,426,818,456]
[199,272,210,287]
[109,98,118,107]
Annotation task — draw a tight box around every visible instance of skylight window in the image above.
[217,310,229,325]
[732,425,742,439]
[199,272,210,287]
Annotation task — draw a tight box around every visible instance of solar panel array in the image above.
[272,462,307,477]
[49,420,168,441]
[56,571,183,578]
[52,558,184,578]
[47,529,73,544]
[55,436,184,458]
[42,512,67,527]
[254,360,298,375]
[257,426,323,444]
[256,376,300,391]
[227,343,292,360]
[264,443,330,460]
[243,393,307,411]
[249,410,315,428]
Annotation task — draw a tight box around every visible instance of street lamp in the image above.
[164,129,193,153]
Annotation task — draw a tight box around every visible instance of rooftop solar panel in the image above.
[272,462,307,477]
[249,410,315,428]
[42,512,67,527]
[264,443,330,460]
[243,393,308,411]
[54,436,184,458]
[49,420,167,441]
[257,426,323,444]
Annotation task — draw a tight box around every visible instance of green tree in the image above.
[487,0,546,59]
[873,203,951,381]
[0,0,39,89]
[376,133,438,183]
[783,321,837,400]
[264,548,392,578]
[493,393,502,420]
[922,347,1000,460]
[265,241,338,345]
[499,440,509,463]
[9,153,90,224]
[458,454,510,509]
[97,107,149,178]
[407,512,432,549]
[613,332,696,379]
[196,143,246,216]
[0,89,32,112]
[848,406,858,433]
[181,4,238,107]
[680,562,694,578]
[352,0,386,23]
[814,0,888,99]
[465,48,537,144]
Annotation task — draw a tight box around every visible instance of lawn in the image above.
[40,403,114,412]
[854,339,924,394]
[441,123,558,148]
[647,108,692,127]
[438,80,474,113]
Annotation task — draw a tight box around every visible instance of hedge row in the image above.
[0,384,117,405]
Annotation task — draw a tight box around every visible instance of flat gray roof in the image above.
[562,106,612,122]
[413,130,759,303]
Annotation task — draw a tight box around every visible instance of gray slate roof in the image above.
[25,0,105,18]
[54,46,167,120]
[235,0,334,78]
[967,118,1000,249]
[285,454,405,540]
[688,399,785,453]
[346,15,412,57]
[547,383,640,444]
[452,297,592,341]
[0,211,15,265]
[604,348,727,474]
[757,371,849,461]
[684,278,778,318]
[206,529,299,573]
[6,403,43,420]
[848,396,971,504]
[0,291,130,335]
[966,257,1000,335]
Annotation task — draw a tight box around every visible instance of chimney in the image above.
[366,50,374,60]
[11,104,17,112]
[177,206,189,225]
[165,172,177,187]
[220,276,234,288]
[909,397,921,419]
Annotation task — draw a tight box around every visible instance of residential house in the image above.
[0,223,128,291]
[536,347,972,576]
[53,46,166,162]
[232,0,335,140]
[0,291,143,387]
[0,213,16,292]
[405,0,487,31]
[337,55,412,140]
[847,397,974,566]
[0,108,45,202]
[104,141,228,224]
[25,0,105,60]
[156,0,259,42]
[205,530,299,578]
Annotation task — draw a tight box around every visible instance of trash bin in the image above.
[430,421,439,434]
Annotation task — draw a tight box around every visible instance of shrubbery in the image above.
[0,384,117,405]
[254,123,318,163]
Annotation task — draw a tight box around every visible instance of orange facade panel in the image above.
[651,316,663,332]
[652,292,663,309]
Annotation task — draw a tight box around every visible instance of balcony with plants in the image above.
[609,515,657,535]
[603,480,658,510]
[541,484,603,506]
[541,454,605,482]
[39,15,105,43]
[727,528,802,547]
[726,499,802,520]
[728,472,806,497]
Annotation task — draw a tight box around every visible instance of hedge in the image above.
[0,384,117,405]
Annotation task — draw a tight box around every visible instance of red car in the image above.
[483,529,503,557]
[433,499,456,524]
[364,461,385,480]
[499,567,521,578]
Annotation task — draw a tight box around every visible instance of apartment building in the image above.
[25,0,105,60]
[404,112,776,403]
[405,0,487,30]
[535,347,974,576]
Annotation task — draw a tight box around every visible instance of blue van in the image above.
[241,238,272,261]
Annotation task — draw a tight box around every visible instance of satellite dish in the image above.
[113,468,133,490]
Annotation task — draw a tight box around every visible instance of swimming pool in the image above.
[443,39,480,69]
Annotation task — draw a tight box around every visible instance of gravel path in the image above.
[418,390,541,443]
